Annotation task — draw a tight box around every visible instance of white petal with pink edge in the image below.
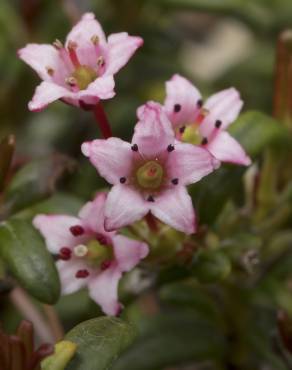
[104,184,149,231]
[112,235,149,272]
[57,259,89,295]
[78,193,108,234]
[206,131,251,166]
[150,186,196,234]
[81,138,133,185]
[164,74,202,128]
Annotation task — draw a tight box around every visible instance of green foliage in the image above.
[0,219,60,304]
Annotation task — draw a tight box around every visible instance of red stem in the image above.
[145,213,159,233]
[93,103,113,139]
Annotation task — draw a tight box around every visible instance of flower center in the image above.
[181,124,202,145]
[73,239,113,268]
[136,161,164,190]
[71,66,97,90]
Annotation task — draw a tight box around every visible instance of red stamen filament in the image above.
[67,41,81,68]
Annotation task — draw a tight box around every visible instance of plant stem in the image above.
[93,103,113,139]
[145,213,159,233]
[42,305,64,341]
[10,286,55,343]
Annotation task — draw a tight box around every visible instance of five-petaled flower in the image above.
[33,193,149,316]
[163,74,251,166]
[18,13,143,112]
[82,102,220,235]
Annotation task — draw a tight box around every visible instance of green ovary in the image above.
[181,124,202,145]
[86,240,113,267]
[72,66,97,90]
[136,161,164,190]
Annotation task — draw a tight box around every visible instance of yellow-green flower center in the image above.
[73,240,113,267]
[181,124,202,145]
[72,66,97,90]
[136,161,164,190]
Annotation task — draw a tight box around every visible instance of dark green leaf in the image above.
[65,317,136,370]
[0,219,60,304]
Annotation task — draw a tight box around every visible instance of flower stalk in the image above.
[93,103,113,139]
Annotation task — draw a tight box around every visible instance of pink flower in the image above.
[18,13,143,112]
[164,74,251,166]
[33,193,148,316]
[81,102,219,235]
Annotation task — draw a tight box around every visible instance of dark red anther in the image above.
[70,225,84,236]
[167,144,175,152]
[59,247,72,260]
[197,99,203,107]
[174,104,181,112]
[101,260,111,270]
[96,233,108,245]
[201,137,208,145]
[75,269,89,278]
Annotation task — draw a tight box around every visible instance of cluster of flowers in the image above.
[19,13,251,315]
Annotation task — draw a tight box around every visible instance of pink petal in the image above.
[104,185,148,231]
[164,74,202,128]
[88,264,122,316]
[105,32,143,76]
[79,192,111,235]
[150,186,196,234]
[65,12,106,47]
[18,44,66,82]
[57,259,89,295]
[206,131,251,166]
[81,138,133,185]
[112,235,149,272]
[200,88,243,138]
[28,81,72,111]
[33,215,84,253]
[78,75,115,104]
[133,101,175,157]
[167,141,220,185]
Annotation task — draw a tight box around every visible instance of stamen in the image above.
[53,39,63,50]
[101,260,111,270]
[179,126,185,134]
[91,35,100,45]
[197,99,203,108]
[96,233,108,245]
[196,108,209,124]
[147,195,155,202]
[67,40,80,68]
[171,178,179,185]
[75,269,89,278]
[65,76,77,87]
[201,137,208,145]
[70,225,85,236]
[46,67,54,76]
[131,144,138,151]
[59,247,71,260]
[174,104,181,113]
[120,177,126,184]
[215,119,222,128]
[73,244,88,257]
[167,144,175,152]
[97,56,105,68]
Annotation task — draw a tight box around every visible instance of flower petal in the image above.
[167,141,220,185]
[105,32,143,76]
[112,235,149,272]
[78,192,110,235]
[28,81,72,111]
[105,185,148,231]
[78,75,115,104]
[200,88,243,138]
[57,259,89,295]
[18,44,66,81]
[206,131,251,166]
[88,264,122,315]
[150,186,196,234]
[33,215,84,253]
[133,101,175,157]
[65,12,106,47]
[164,74,201,128]
[81,138,133,185]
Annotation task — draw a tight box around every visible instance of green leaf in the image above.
[113,311,226,370]
[65,317,136,370]
[0,219,60,304]
[1,154,75,218]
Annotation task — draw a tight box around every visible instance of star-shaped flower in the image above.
[18,13,143,112]
[33,193,148,316]
[164,74,251,166]
[82,102,219,234]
